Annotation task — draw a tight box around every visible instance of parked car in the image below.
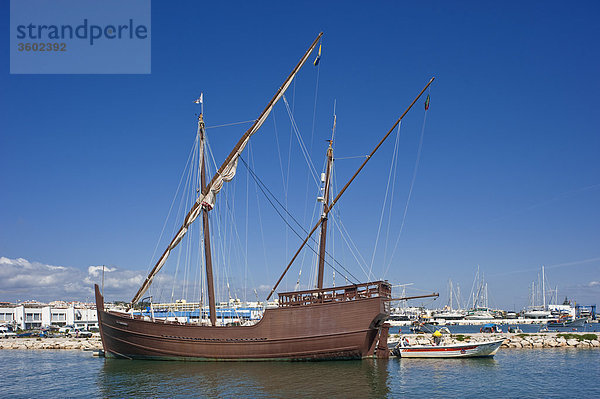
[39,328,57,338]
[67,329,92,338]
[58,325,75,334]
[0,326,17,338]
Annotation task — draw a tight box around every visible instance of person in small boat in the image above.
[432,330,443,346]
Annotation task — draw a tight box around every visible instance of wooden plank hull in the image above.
[95,285,389,361]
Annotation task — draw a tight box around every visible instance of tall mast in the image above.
[198,114,217,326]
[317,140,333,289]
[449,279,453,310]
[542,265,546,310]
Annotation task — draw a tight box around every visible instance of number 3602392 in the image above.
[18,43,66,51]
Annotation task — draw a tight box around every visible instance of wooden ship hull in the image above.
[95,282,392,361]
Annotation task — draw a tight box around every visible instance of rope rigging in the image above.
[142,42,433,311]
[282,94,321,188]
[237,154,360,284]
[368,121,402,279]
[145,133,199,277]
[383,91,431,277]
[334,155,369,160]
[205,119,257,129]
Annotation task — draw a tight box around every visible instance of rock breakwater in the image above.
[390,332,600,349]
[0,337,103,350]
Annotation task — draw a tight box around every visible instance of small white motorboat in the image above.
[392,338,505,358]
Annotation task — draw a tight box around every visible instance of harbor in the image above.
[3,1,599,398]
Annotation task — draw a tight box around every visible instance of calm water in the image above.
[1,349,598,398]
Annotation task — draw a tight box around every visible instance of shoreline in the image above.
[0,337,103,351]
[1,332,599,351]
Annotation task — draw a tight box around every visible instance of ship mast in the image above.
[198,114,217,326]
[316,109,336,289]
[316,140,333,289]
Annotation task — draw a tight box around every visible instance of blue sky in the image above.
[1,1,599,308]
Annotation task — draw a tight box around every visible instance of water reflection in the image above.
[388,356,499,396]
[395,356,498,372]
[99,358,391,398]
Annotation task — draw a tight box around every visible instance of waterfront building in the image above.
[0,302,98,331]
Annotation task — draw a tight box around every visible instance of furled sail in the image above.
[130,33,323,305]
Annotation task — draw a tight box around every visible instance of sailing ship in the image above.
[94,33,435,361]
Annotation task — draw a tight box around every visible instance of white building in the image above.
[0,302,98,331]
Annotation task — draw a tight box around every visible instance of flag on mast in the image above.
[424,94,430,110]
[313,43,322,66]
[194,93,203,104]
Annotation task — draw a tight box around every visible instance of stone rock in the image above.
[567,339,579,346]
[532,342,543,348]
[591,340,599,347]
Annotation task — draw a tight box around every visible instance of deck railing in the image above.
[278,281,392,308]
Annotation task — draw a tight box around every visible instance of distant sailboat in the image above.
[434,279,465,320]
[465,267,495,320]
[523,266,552,319]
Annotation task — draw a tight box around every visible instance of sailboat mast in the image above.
[317,141,333,289]
[449,279,453,310]
[542,265,546,310]
[199,114,217,326]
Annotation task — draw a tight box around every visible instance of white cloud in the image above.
[0,256,267,304]
[0,256,145,302]
[256,284,271,292]
[589,281,600,287]
[87,265,116,277]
